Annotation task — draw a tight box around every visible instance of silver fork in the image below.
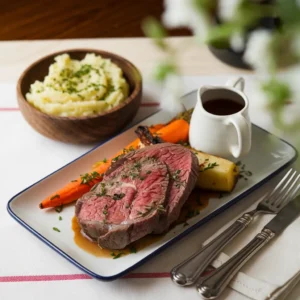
[171,168,300,286]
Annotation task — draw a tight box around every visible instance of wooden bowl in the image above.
[17,49,142,144]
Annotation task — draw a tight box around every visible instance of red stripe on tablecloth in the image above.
[140,102,160,107]
[0,103,160,112]
[0,107,20,111]
[0,272,170,282]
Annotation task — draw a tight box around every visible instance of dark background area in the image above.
[0,0,191,40]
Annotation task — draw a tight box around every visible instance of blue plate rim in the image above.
[7,113,298,281]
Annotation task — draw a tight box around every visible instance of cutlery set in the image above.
[171,168,300,299]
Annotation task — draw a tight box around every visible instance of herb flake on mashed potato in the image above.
[26,53,130,117]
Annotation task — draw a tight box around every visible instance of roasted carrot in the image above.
[39,119,189,209]
[39,178,102,209]
[155,119,189,144]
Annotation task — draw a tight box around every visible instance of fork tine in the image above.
[276,174,300,208]
[264,168,294,204]
[270,170,297,206]
[290,183,300,199]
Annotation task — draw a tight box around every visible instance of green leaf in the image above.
[206,23,237,47]
[277,0,300,27]
[153,62,177,81]
[236,1,275,27]
[142,17,169,51]
[262,78,292,110]
[55,205,63,213]
[193,0,217,13]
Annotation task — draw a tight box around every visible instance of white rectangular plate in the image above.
[7,90,297,281]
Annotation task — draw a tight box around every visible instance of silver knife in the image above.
[196,194,300,300]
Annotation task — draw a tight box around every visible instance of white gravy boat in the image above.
[189,77,251,159]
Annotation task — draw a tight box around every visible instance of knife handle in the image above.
[171,213,254,286]
[196,228,275,300]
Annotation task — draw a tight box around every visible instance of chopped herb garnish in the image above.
[146,170,152,174]
[177,140,189,146]
[97,183,107,196]
[175,181,186,189]
[129,172,139,180]
[137,204,165,217]
[130,246,137,253]
[172,170,181,180]
[199,162,219,172]
[157,205,166,214]
[134,162,142,169]
[103,205,108,215]
[73,64,92,78]
[137,205,154,217]
[50,194,60,200]
[53,227,60,232]
[111,252,124,259]
[59,216,63,221]
[171,170,186,189]
[237,162,253,181]
[113,193,125,200]
[80,171,101,185]
[122,146,136,155]
[55,205,63,213]
[102,158,107,163]
[71,179,78,182]
[112,155,121,163]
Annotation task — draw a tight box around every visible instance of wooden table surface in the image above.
[0,0,190,40]
[0,37,250,82]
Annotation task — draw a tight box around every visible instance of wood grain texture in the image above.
[17,49,142,144]
[0,0,190,40]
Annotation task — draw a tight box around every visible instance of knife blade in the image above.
[197,194,300,300]
[264,194,300,234]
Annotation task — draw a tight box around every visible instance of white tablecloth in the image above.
[1,76,300,300]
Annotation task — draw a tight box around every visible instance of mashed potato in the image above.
[26,53,130,117]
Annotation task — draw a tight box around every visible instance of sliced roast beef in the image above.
[76,157,169,249]
[75,143,199,249]
[125,143,199,233]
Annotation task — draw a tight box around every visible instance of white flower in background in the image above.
[243,30,273,73]
[218,0,242,21]
[230,31,245,52]
[162,0,209,41]
[160,74,185,115]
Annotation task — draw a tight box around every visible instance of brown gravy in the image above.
[72,188,217,258]
[203,99,244,116]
